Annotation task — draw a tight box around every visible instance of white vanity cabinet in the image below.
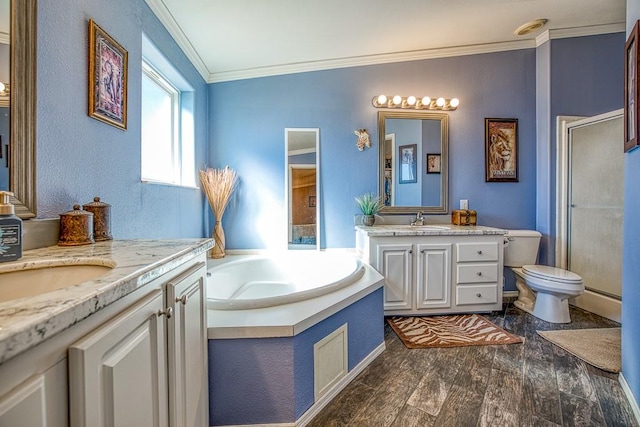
[69,259,208,427]
[356,226,505,315]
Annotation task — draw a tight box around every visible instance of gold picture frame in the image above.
[88,19,128,130]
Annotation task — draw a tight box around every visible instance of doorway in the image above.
[556,110,623,322]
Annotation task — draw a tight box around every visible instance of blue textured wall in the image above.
[208,288,384,425]
[210,49,538,249]
[623,0,640,411]
[36,0,208,238]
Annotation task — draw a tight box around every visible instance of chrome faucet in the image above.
[410,211,425,226]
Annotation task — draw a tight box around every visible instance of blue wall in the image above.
[623,0,640,412]
[36,0,208,238]
[210,49,538,249]
[208,288,384,425]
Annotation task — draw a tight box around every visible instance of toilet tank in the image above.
[503,230,542,267]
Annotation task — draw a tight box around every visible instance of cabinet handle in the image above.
[477,272,482,276]
[176,295,188,305]
[409,250,413,254]
[158,307,173,319]
[476,293,482,298]
[420,249,426,254]
[477,250,483,255]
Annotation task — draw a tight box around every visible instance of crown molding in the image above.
[208,39,536,83]
[535,22,625,46]
[144,0,210,81]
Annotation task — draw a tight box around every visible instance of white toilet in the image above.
[504,230,584,323]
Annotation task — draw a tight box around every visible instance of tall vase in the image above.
[211,219,226,259]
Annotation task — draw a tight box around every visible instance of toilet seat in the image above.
[522,265,583,284]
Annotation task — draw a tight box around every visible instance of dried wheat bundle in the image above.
[199,166,238,220]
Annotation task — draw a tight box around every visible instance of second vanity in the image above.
[356,224,507,315]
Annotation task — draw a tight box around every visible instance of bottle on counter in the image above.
[0,191,22,262]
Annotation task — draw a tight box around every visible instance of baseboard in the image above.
[503,291,518,299]
[619,373,640,424]
[570,290,621,323]
[296,342,386,427]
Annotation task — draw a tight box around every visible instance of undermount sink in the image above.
[0,259,116,303]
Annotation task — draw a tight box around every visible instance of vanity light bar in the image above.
[372,95,459,111]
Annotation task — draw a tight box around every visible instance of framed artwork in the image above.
[308,195,316,208]
[398,144,417,184]
[625,20,640,153]
[88,19,128,130]
[485,118,518,182]
[426,153,441,174]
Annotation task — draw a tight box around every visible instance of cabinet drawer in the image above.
[456,263,498,283]
[456,285,498,305]
[456,242,498,262]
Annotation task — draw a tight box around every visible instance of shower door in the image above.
[567,112,624,300]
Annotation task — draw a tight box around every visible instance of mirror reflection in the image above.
[285,128,319,250]
[378,111,448,214]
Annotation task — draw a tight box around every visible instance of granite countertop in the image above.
[0,239,213,364]
[355,224,507,236]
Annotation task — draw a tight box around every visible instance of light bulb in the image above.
[407,96,417,106]
[377,94,387,105]
[450,98,459,108]
[436,97,445,107]
[392,95,402,105]
[421,96,431,107]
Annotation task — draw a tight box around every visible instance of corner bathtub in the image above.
[206,251,365,310]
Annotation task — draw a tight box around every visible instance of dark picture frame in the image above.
[485,118,518,182]
[88,19,128,130]
[426,153,441,174]
[625,20,640,153]
[308,195,316,208]
[398,144,417,184]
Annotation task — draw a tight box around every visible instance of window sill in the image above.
[141,179,199,190]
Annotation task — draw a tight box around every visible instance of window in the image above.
[141,34,195,187]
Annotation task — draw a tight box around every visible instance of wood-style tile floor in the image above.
[308,303,638,427]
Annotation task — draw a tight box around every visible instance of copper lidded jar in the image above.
[58,205,94,246]
[83,196,112,241]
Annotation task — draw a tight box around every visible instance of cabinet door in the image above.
[0,375,46,427]
[69,290,168,427]
[416,243,452,309]
[377,244,413,310]
[166,261,208,427]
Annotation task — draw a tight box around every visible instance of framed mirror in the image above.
[4,0,37,218]
[378,111,448,214]
[285,128,319,250]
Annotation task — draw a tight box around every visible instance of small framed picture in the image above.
[308,195,316,207]
[426,153,441,174]
[398,144,417,184]
[485,118,518,182]
[88,19,128,130]
[625,20,640,152]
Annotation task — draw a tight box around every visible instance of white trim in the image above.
[570,291,621,323]
[297,342,386,427]
[619,373,640,425]
[535,23,626,47]
[503,290,519,299]
[144,0,210,79]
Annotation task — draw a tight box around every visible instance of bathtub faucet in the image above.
[411,211,425,226]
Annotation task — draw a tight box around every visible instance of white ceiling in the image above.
[148,0,626,83]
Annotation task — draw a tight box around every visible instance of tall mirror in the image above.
[2,0,37,218]
[285,128,319,250]
[378,111,448,214]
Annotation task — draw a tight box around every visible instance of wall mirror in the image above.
[378,111,448,214]
[1,0,37,218]
[285,128,319,250]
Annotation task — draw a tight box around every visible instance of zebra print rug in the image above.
[387,314,524,349]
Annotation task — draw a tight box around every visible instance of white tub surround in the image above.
[207,254,384,339]
[356,224,507,316]
[0,239,213,364]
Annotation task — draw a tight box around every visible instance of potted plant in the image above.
[355,192,383,226]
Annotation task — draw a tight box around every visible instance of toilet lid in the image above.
[522,265,583,283]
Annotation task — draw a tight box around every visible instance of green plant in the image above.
[355,192,383,215]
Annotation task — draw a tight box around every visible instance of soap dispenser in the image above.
[0,191,23,262]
